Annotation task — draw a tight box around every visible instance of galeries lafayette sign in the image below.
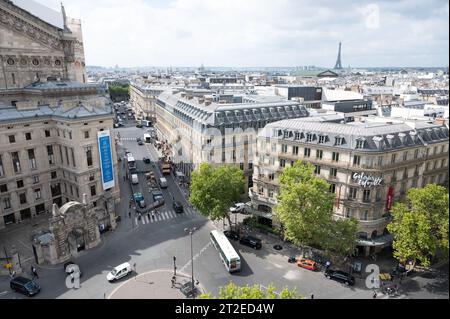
[352,172,383,188]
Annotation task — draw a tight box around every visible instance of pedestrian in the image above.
[325,261,331,270]
[373,291,377,299]
[31,266,38,279]
[310,293,314,299]
[128,211,131,218]
[10,270,16,279]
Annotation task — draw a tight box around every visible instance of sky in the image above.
[30,0,449,68]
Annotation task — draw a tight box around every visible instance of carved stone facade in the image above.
[0,0,86,89]
[33,198,101,265]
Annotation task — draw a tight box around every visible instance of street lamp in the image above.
[184,227,197,299]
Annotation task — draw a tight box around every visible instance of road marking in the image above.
[179,242,212,274]
[17,239,33,252]
[0,291,8,296]
[142,217,147,225]
[164,212,170,219]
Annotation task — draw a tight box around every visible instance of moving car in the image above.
[143,157,151,164]
[324,269,355,286]
[230,202,247,214]
[138,200,146,208]
[138,140,144,145]
[106,262,132,282]
[297,258,317,271]
[10,277,41,297]
[172,201,184,213]
[158,177,168,188]
[136,124,143,128]
[131,174,139,184]
[151,190,164,203]
[224,230,240,241]
[239,235,262,250]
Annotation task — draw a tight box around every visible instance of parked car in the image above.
[138,140,144,145]
[143,157,151,164]
[131,174,139,184]
[297,258,318,271]
[64,261,82,277]
[239,235,262,250]
[158,177,168,188]
[230,202,247,214]
[138,200,146,208]
[106,262,133,282]
[324,269,355,286]
[136,124,143,128]
[172,201,184,213]
[10,277,41,297]
[151,190,164,202]
[224,230,240,241]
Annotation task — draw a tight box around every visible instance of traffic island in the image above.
[107,269,202,299]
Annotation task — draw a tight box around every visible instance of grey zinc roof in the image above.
[260,117,448,151]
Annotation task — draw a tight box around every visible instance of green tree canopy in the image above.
[387,184,449,267]
[189,163,244,225]
[324,218,359,262]
[199,282,302,299]
[275,161,335,247]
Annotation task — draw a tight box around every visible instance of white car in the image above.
[230,203,247,214]
[106,262,132,282]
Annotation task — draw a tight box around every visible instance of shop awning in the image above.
[357,234,393,247]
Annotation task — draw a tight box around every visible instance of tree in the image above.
[324,218,359,262]
[387,184,449,268]
[199,282,302,299]
[275,161,335,248]
[189,163,244,226]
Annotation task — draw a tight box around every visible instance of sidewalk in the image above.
[107,269,204,299]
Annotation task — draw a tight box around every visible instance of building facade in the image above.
[250,115,449,255]
[0,1,120,230]
[154,89,309,190]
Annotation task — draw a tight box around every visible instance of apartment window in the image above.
[391,153,397,164]
[280,159,286,168]
[292,146,299,155]
[0,155,4,177]
[269,189,274,198]
[441,159,446,168]
[348,187,357,200]
[70,185,74,196]
[433,160,438,169]
[2,196,12,209]
[330,167,338,177]
[353,155,361,166]
[65,147,69,166]
[314,165,321,174]
[377,156,383,167]
[258,187,264,196]
[32,175,39,184]
[345,208,353,218]
[71,148,76,167]
[28,149,36,169]
[281,144,288,153]
[90,185,97,197]
[57,129,60,137]
[356,140,365,149]
[84,130,90,139]
[318,135,326,144]
[271,143,276,152]
[47,145,55,165]
[16,180,24,189]
[363,190,371,203]
[69,131,72,140]
[51,171,57,179]
[63,131,66,138]
[239,163,244,170]
[19,193,27,205]
[414,149,419,159]
[316,150,323,159]
[375,189,382,202]
[8,135,15,143]
[25,132,32,141]
[34,188,41,200]
[362,210,368,221]
[403,151,408,161]
[268,173,275,180]
[329,183,336,193]
[332,152,339,162]
[11,152,21,173]
[304,148,311,157]
[433,146,438,155]
[59,146,64,164]
[0,184,7,193]
[45,130,51,137]
[86,147,93,167]
[306,134,313,142]
[335,137,343,146]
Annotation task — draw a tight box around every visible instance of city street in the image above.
[0,107,447,300]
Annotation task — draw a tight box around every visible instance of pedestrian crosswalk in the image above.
[133,207,198,227]
[119,137,138,141]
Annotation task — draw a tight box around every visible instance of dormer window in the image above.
[355,139,365,149]
[283,131,290,138]
[335,137,344,146]
[318,135,327,144]
[294,132,301,140]
[306,133,313,142]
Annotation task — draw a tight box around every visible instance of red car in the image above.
[297,258,317,271]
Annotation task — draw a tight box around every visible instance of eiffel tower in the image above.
[334,42,343,69]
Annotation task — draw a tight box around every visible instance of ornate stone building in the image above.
[0,0,86,89]
[0,0,120,231]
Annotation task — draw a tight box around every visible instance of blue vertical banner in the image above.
[97,130,115,190]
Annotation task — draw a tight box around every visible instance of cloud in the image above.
[35,0,449,67]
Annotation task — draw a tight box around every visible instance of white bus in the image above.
[210,230,241,273]
[143,133,151,143]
